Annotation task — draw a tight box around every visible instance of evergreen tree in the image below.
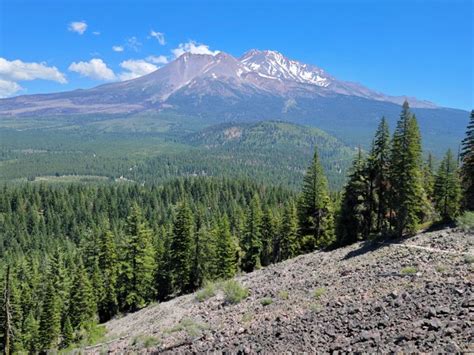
[260,209,276,266]
[68,261,96,332]
[120,203,156,311]
[336,150,370,246]
[369,117,391,234]
[298,148,334,249]
[61,316,74,349]
[155,226,173,301]
[241,194,263,272]
[22,312,39,354]
[460,110,474,210]
[0,267,15,355]
[279,202,299,261]
[214,215,237,279]
[170,200,194,294]
[434,149,462,222]
[389,101,427,236]
[423,152,436,202]
[97,229,118,322]
[39,280,61,351]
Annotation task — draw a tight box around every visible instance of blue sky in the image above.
[0,0,472,109]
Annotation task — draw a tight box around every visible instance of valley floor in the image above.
[87,228,473,353]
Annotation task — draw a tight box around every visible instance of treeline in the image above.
[337,103,473,245]
[0,103,473,353]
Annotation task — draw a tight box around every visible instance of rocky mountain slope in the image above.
[87,228,473,353]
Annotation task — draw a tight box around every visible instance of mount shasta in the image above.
[0,49,468,152]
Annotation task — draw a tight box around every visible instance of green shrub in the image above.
[313,287,326,299]
[195,281,216,302]
[222,280,248,304]
[168,318,208,338]
[278,290,289,300]
[456,212,474,232]
[260,298,273,306]
[464,255,474,264]
[131,335,160,348]
[400,266,418,275]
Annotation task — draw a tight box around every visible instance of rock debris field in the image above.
[87,228,473,353]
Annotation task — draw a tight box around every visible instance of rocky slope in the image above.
[88,228,473,353]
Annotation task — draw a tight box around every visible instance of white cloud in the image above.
[118,59,158,81]
[126,37,142,52]
[0,57,67,83]
[146,55,168,64]
[112,45,124,52]
[171,41,220,58]
[92,31,101,36]
[0,79,22,98]
[68,58,116,81]
[149,30,165,45]
[68,21,88,35]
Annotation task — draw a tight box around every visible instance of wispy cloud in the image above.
[171,41,220,58]
[68,21,88,35]
[126,37,142,52]
[92,31,101,36]
[68,58,116,81]
[118,59,158,81]
[146,55,168,64]
[112,45,124,52]
[149,30,166,45]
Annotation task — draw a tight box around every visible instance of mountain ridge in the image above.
[0,49,439,117]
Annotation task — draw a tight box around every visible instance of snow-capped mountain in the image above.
[240,49,331,87]
[0,49,444,117]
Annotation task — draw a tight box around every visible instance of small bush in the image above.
[310,303,322,313]
[435,264,447,273]
[400,266,417,275]
[131,335,160,348]
[278,290,289,300]
[195,282,216,302]
[222,280,248,304]
[168,318,208,338]
[464,255,474,264]
[456,212,474,232]
[260,298,273,306]
[241,312,253,323]
[313,287,326,299]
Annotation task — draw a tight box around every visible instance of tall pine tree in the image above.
[298,148,334,249]
[336,149,370,246]
[170,200,194,294]
[279,202,299,261]
[241,194,263,272]
[120,203,156,311]
[389,101,427,236]
[214,215,237,279]
[434,149,462,222]
[460,110,474,210]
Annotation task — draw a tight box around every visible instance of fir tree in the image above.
[215,215,237,279]
[22,312,39,354]
[170,200,194,294]
[298,148,334,249]
[241,194,263,272]
[389,101,427,236]
[68,261,96,331]
[155,225,173,301]
[423,152,436,202]
[336,150,370,246]
[61,316,74,349]
[260,209,276,266]
[369,117,391,234]
[120,203,156,311]
[434,149,462,222]
[97,229,118,322]
[279,202,299,261]
[460,110,474,210]
[39,280,61,351]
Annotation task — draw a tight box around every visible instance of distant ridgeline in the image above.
[0,120,355,190]
[0,104,472,353]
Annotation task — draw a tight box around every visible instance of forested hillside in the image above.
[0,104,472,353]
